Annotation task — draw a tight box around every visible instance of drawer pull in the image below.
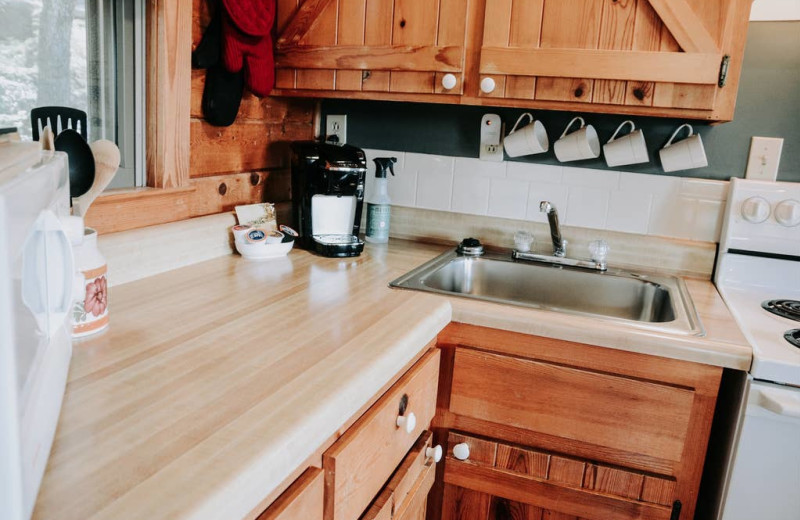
[396,412,417,433]
[453,442,470,461]
[480,77,496,94]
[426,445,443,463]
[441,73,457,90]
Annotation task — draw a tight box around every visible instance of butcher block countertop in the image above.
[33,239,750,520]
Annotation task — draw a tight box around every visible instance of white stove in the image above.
[714,178,800,520]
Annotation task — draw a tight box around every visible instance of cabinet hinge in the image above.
[670,500,682,520]
[718,55,731,87]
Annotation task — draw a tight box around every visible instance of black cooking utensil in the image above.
[54,129,96,204]
[31,106,88,141]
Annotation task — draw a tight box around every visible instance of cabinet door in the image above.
[257,467,324,520]
[477,0,751,117]
[274,0,468,95]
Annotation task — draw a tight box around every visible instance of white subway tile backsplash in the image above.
[606,190,652,234]
[409,153,454,211]
[488,178,529,219]
[693,199,725,242]
[680,178,729,201]
[565,186,610,229]
[562,167,620,188]
[506,162,563,184]
[526,183,569,222]
[452,172,491,215]
[369,149,728,244]
[454,157,507,178]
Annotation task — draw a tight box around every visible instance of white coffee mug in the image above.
[554,117,600,162]
[603,120,649,167]
[504,113,549,158]
[659,124,708,172]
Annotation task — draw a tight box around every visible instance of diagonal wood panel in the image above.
[276,0,336,48]
[647,0,719,53]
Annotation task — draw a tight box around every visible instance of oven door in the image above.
[721,379,800,520]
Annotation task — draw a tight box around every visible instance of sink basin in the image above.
[390,249,704,336]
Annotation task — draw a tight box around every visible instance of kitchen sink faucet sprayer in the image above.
[540,201,566,257]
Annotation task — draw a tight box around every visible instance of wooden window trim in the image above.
[85,0,193,235]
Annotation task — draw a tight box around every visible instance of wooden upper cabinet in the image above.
[273,0,752,121]
[274,0,469,96]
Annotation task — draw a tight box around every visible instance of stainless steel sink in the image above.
[390,249,704,336]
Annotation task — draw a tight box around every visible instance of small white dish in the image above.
[234,237,294,260]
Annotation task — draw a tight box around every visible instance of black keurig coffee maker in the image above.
[290,141,367,257]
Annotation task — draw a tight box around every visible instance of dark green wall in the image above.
[322,22,800,182]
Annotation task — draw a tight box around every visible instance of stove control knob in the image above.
[775,199,800,227]
[741,196,770,223]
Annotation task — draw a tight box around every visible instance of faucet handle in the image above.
[513,231,534,252]
[588,240,609,268]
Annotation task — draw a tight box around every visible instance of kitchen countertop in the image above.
[33,239,750,520]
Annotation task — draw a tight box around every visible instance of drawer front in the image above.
[258,467,323,520]
[361,431,437,520]
[443,433,676,520]
[325,349,440,520]
[449,349,695,466]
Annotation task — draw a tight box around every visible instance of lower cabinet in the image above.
[257,467,324,520]
[432,323,724,520]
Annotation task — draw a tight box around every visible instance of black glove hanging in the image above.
[192,8,244,127]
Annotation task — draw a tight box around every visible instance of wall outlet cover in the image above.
[745,136,783,181]
[479,114,504,162]
[326,115,347,144]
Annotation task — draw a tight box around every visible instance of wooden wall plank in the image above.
[147,0,192,189]
[625,0,661,106]
[296,0,337,89]
[504,0,544,100]
[389,0,440,93]
[593,0,637,105]
[535,0,602,103]
[335,0,366,90]
[647,0,720,52]
[275,0,300,88]
[362,0,394,91]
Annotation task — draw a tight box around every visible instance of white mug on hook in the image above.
[659,124,708,172]
[603,120,649,167]
[554,117,600,162]
[503,113,549,158]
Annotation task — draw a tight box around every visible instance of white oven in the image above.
[0,142,77,520]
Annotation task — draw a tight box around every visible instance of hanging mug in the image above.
[503,113,549,158]
[554,117,600,162]
[603,120,649,167]
[660,124,708,172]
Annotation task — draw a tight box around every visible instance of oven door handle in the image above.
[758,388,800,418]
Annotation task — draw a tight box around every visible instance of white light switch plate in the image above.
[326,115,347,144]
[745,136,783,181]
[479,114,504,162]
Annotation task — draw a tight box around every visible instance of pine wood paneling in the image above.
[535,0,602,103]
[441,485,492,520]
[256,468,324,520]
[593,0,637,105]
[362,0,394,92]
[296,0,337,89]
[625,0,661,107]
[335,0,366,90]
[389,0,440,93]
[275,0,300,88]
[504,0,544,100]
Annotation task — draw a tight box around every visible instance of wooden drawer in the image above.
[361,431,437,520]
[257,467,323,520]
[442,433,677,520]
[449,348,695,471]
[324,349,440,520]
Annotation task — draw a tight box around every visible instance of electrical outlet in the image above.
[745,136,783,181]
[325,115,347,144]
[479,114,504,162]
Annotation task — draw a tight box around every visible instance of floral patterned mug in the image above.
[71,228,109,337]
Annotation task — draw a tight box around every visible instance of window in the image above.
[0,0,145,188]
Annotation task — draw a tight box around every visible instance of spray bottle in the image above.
[365,157,397,244]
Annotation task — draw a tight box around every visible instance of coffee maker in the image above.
[290,141,367,257]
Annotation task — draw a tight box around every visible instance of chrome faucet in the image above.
[540,201,566,257]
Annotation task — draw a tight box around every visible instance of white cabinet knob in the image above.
[441,73,457,90]
[775,199,800,227]
[452,442,470,460]
[741,196,770,223]
[426,445,443,463]
[480,77,496,94]
[396,412,416,434]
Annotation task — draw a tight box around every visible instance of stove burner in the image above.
[785,330,800,349]
[762,300,800,322]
